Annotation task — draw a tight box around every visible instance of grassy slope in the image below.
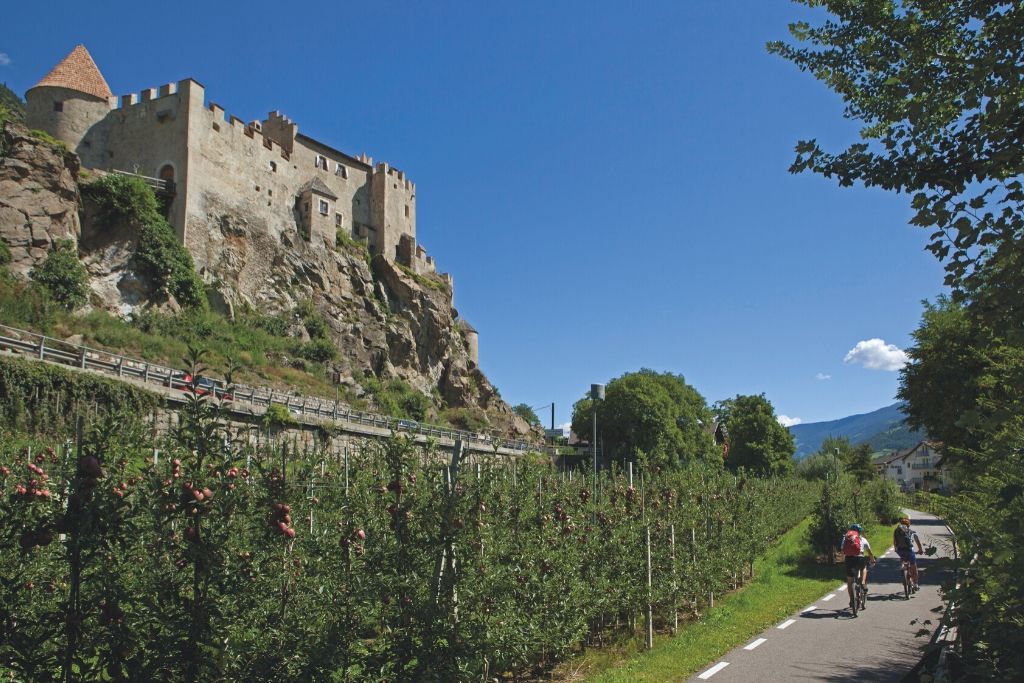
[580,518,891,682]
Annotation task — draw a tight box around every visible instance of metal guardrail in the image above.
[111,169,175,195]
[0,323,538,453]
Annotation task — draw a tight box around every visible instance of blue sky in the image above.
[1,1,947,428]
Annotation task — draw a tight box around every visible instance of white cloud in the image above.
[816,372,831,381]
[557,421,571,434]
[0,53,11,67]
[778,414,802,427]
[843,338,908,371]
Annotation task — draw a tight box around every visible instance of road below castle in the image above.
[688,509,953,682]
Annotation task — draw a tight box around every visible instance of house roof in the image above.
[296,133,373,171]
[30,45,113,100]
[876,440,941,466]
[875,450,909,466]
[299,177,338,200]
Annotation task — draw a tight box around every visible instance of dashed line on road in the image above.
[698,661,730,679]
[801,604,817,613]
[777,619,796,630]
[821,593,835,601]
[837,583,847,591]
[744,638,767,651]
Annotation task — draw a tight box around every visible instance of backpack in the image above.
[841,530,862,557]
[894,524,913,550]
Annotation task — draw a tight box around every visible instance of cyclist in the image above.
[893,517,925,592]
[840,523,876,610]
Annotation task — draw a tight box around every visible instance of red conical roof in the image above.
[31,45,112,100]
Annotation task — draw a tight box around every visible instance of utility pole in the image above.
[591,384,604,515]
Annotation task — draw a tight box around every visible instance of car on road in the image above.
[170,372,233,401]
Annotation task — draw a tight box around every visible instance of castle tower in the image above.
[25,45,113,162]
[459,319,479,367]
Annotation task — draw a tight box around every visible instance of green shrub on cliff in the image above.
[29,240,88,311]
[83,174,206,309]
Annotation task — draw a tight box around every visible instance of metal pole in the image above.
[646,525,654,650]
[592,404,597,513]
[591,384,603,514]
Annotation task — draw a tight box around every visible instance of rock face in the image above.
[0,123,81,277]
[0,121,532,436]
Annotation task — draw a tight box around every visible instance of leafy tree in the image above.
[816,436,875,482]
[772,2,1024,675]
[29,240,89,311]
[795,452,842,482]
[768,1,1024,309]
[716,394,795,477]
[570,369,718,470]
[898,297,987,456]
[0,238,11,267]
[512,403,541,427]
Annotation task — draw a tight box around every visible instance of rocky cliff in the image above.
[0,124,80,276]
[0,121,531,436]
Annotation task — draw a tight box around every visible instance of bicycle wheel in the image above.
[858,581,867,612]
[903,565,911,599]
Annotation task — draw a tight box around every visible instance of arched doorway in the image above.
[157,164,176,219]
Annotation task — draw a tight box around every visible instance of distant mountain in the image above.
[788,402,922,460]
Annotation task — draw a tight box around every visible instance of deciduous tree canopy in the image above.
[570,369,719,470]
[715,394,796,477]
[768,1,1024,311]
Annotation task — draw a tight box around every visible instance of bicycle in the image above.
[900,558,913,599]
[847,573,868,617]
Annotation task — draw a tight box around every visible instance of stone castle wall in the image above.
[26,75,421,268]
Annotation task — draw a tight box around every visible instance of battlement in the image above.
[112,78,205,112]
[204,100,291,160]
[374,161,415,192]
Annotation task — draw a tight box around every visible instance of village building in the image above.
[874,441,953,493]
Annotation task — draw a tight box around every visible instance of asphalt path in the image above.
[688,509,953,682]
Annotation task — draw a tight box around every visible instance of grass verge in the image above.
[576,517,891,682]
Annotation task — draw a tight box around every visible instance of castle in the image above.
[25,45,444,281]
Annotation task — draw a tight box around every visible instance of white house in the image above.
[874,441,952,492]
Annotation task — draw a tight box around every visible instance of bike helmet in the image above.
[850,523,864,532]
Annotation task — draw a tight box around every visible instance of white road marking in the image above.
[744,638,767,651]
[698,661,730,679]
[777,619,796,630]
[837,583,847,591]
[821,593,835,601]
[802,604,817,613]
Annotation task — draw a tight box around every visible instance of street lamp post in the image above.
[591,383,604,509]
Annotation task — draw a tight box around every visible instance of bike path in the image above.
[687,509,953,682]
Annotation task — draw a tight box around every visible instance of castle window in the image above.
[315,155,328,171]
[404,204,410,218]
[319,199,329,215]
[335,212,343,228]
[336,164,348,179]
[53,101,64,112]
[269,160,277,172]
